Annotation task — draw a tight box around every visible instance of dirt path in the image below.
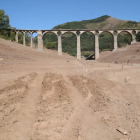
[12,72,45,139]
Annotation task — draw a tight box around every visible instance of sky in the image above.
[1,0,140,30]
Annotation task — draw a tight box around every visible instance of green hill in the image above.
[53,15,140,30]
[43,15,140,57]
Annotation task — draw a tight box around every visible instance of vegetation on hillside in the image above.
[53,15,110,29]
[115,21,138,29]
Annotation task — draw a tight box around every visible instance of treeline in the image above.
[0,10,11,39]
[0,10,31,46]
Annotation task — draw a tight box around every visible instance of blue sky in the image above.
[1,0,140,30]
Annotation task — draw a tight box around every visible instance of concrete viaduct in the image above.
[9,29,140,59]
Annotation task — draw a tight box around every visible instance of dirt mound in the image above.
[97,42,140,64]
[0,39,140,140]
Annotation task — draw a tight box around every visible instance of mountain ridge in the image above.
[52,15,140,30]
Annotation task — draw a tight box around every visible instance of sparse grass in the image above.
[136,50,139,52]
[102,49,112,52]
[131,56,136,58]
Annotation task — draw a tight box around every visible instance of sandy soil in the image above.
[0,38,140,140]
[97,42,140,64]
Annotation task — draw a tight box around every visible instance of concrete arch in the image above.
[99,30,113,37]
[61,31,76,35]
[18,31,23,35]
[80,31,95,36]
[118,30,132,40]
[28,31,37,34]
[42,31,58,51]
[80,31,95,59]
[117,30,133,47]
[23,31,32,46]
[42,31,57,37]
[31,31,38,49]
[61,31,77,57]
[99,30,114,51]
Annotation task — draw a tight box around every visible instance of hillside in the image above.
[97,42,140,64]
[53,15,140,30]
[0,39,140,140]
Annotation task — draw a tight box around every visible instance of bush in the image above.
[136,32,140,41]
[83,52,92,57]
[45,42,55,49]
[71,52,76,57]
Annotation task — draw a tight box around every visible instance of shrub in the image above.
[83,52,92,57]
[45,42,55,49]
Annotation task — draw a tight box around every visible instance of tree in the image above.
[136,32,140,41]
[25,33,30,46]
[18,32,23,44]
[33,36,38,47]
[45,42,56,49]
[0,10,10,35]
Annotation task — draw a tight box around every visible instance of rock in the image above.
[0,58,3,61]
[112,61,118,64]
[36,106,41,112]
[124,77,131,82]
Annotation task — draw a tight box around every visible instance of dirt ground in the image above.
[0,38,140,140]
[97,42,140,64]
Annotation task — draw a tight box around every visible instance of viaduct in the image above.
[8,29,140,59]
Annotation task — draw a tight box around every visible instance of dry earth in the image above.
[0,38,140,140]
[97,42,140,64]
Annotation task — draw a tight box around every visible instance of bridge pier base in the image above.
[131,33,137,44]
[37,30,43,51]
[58,33,62,55]
[113,34,118,51]
[30,32,33,48]
[95,34,99,60]
[15,31,18,43]
[23,32,26,46]
[76,33,81,59]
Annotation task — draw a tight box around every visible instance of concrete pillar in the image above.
[57,32,62,55]
[95,33,99,59]
[76,33,81,59]
[23,32,26,46]
[15,31,18,43]
[131,33,137,44]
[30,32,33,48]
[37,30,43,51]
[113,34,118,51]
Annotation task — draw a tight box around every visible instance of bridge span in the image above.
[9,29,140,59]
